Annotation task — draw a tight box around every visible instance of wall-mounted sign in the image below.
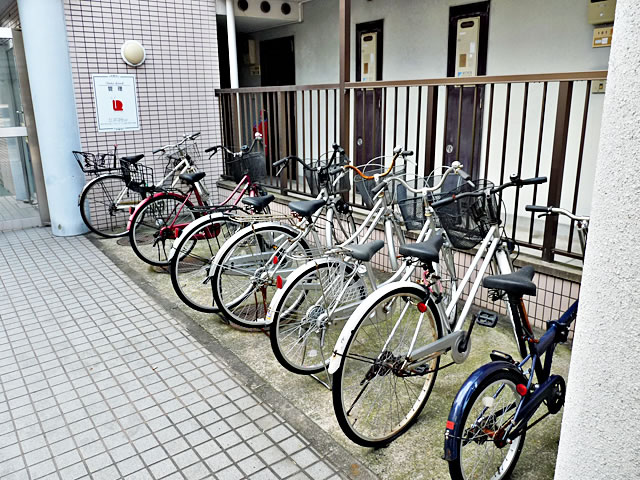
[593,26,613,48]
[92,74,140,132]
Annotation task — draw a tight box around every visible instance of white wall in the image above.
[239,0,610,84]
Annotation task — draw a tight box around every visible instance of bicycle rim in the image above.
[81,175,137,238]
[214,225,311,328]
[271,260,368,374]
[453,372,524,480]
[171,217,241,312]
[333,288,441,446]
[131,195,195,266]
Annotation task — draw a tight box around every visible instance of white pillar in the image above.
[554,1,640,478]
[226,0,239,88]
[17,0,86,236]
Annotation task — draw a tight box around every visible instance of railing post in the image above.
[339,0,351,155]
[277,91,288,194]
[424,85,438,176]
[542,81,573,262]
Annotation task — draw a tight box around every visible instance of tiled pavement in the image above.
[0,196,40,232]
[0,228,347,480]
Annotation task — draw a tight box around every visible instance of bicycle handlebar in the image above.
[525,205,589,222]
[153,132,201,155]
[370,161,469,197]
[430,175,547,209]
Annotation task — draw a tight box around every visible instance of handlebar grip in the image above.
[401,150,414,157]
[520,176,547,186]
[525,205,551,213]
[332,143,345,154]
[457,168,475,187]
[430,196,455,208]
[273,157,289,168]
[371,182,386,196]
[204,146,218,154]
[329,166,344,175]
[153,148,164,154]
[190,132,201,139]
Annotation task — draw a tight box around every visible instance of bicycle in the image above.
[443,205,588,480]
[167,139,275,313]
[128,134,270,267]
[267,161,471,377]
[328,173,547,447]
[77,132,202,238]
[207,144,359,329]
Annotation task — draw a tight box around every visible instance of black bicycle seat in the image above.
[483,265,536,297]
[179,172,206,185]
[398,233,444,264]
[345,240,384,262]
[121,154,144,163]
[242,194,274,212]
[288,199,326,218]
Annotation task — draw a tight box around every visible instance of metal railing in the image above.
[216,70,607,263]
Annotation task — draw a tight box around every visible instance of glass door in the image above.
[0,28,43,230]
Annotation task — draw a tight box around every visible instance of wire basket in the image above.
[225,149,268,184]
[354,163,407,209]
[395,175,448,231]
[120,159,154,195]
[431,179,498,250]
[304,152,350,196]
[160,143,201,188]
[73,151,118,176]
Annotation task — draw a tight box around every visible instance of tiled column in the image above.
[554,0,640,478]
[17,0,86,236]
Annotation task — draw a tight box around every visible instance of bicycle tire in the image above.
[169,214,243,313]
[332,283,442,447]
[210,222,313,329]
[79,174,140,238]
[448,369,526,480]
[129,192,197,266]
[269,258,367,375]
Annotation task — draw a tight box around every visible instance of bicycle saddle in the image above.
[345,240,384,262]
[121,154,144,163]
[179,171,206,185]
[483,265,536,296]
[398,233,444,264]
[242,194,274,212]
[288,199,326,218]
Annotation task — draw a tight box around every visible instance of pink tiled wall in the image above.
[63,0,223,194]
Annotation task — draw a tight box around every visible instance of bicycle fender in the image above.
[126,191,191,231]
[328,281,428,374]
[266,256,343,326]
[168,212,228,261]
[443,361,525,462]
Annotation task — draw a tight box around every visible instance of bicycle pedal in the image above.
[475,310,498,328]
[490,350,514,363]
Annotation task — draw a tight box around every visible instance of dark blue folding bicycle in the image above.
[443,205,589,480]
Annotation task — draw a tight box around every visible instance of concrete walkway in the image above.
[0,228,350,480]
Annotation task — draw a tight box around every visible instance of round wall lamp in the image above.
[121,40,146,67]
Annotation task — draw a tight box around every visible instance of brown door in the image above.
[445,2,489,180]
[355,20,383,166]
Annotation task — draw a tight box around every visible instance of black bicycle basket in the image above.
[120,159,154,195]
[225,149,267,184]
[73,151,118,176]
[304,152,350,196]
[354,164,407,209]
[431,179,498,250]
[396,175,448,231]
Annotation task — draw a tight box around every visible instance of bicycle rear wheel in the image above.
[332,284,442,447]
[269,259,368,375]
[448,370,526,480]
[129,193,197,266]
[170,215,242,312]
[210,223,312,329]
[80,174,139,238]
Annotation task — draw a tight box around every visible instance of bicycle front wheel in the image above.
[211,223,312,329]
[332,284,442,447]
[269,259,368,375]
[80,174,139,238]
[170,215,242,312]
[448,370,526,480]
[129,193,197,266]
